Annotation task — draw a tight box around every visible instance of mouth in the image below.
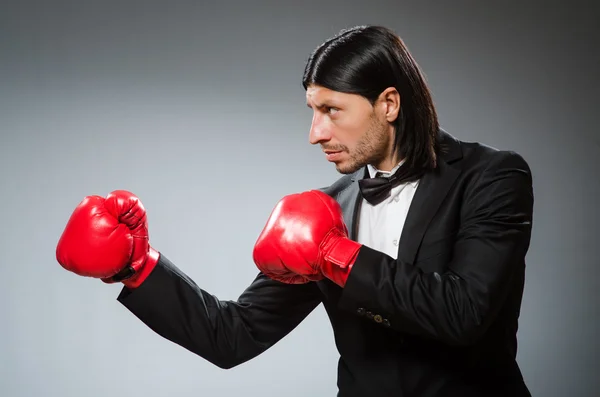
[323,150,344,162]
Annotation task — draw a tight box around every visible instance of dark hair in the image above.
[302,25,439,171]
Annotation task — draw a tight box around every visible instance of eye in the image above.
[326,107,339,115]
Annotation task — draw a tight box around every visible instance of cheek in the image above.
[334,114,368,142]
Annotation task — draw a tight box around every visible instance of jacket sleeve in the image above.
[337,151,534,346]
[117,254,322,369]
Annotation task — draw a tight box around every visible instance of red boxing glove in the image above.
[56,190,159,289]
[252,190,362,287]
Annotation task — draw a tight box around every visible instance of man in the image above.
[56,25,534,396]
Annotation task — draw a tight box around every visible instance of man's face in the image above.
[306,84,396,174]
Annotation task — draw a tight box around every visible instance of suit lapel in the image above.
[334,168,367,241]
[396,130,463,264]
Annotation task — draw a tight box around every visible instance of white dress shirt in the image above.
[356,161,420,260]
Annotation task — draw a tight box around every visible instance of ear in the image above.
[378,87,400,123]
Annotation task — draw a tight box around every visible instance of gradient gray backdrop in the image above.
[1,1,598,396]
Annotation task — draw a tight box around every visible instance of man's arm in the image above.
[117,253,322,369]
[336,151,534,346]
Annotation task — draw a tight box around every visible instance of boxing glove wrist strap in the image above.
[319,229,362,287]
[101,247,160,289]
[122,247,160,289]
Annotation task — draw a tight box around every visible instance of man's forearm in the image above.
[336,247,491,346]
[118,253,322,369]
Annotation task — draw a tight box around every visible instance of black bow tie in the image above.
[358,164,421,205]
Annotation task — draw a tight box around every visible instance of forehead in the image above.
[306,85,351,105]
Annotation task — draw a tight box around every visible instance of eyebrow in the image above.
[306,101,334,109]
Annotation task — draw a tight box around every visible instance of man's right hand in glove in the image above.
[55,190,159,289]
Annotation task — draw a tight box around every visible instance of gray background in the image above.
[1,1,598,396]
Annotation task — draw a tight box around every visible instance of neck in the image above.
[373,154,402,172]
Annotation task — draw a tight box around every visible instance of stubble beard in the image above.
[335,114,391,174]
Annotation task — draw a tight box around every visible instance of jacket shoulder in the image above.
[316,170,361,199]
[459,138,531,174]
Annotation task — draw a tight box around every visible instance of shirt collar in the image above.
[366,159,405,178]
[365,159,420,188]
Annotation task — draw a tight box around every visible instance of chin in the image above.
[334,160,365,175]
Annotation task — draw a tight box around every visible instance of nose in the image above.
[308,113,331,145]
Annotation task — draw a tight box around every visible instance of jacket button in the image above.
[357,308,366,316]
[373,315,382,323]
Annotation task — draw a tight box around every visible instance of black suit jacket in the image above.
[117,129,534,397]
